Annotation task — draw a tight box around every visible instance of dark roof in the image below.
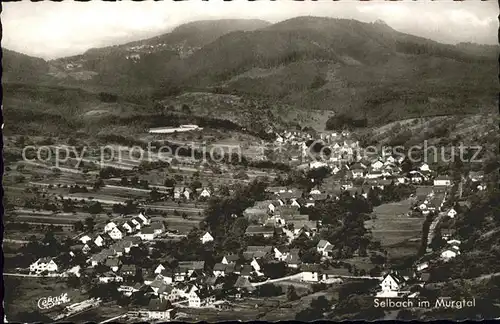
[105,258,120,267]
[240,265,253,276]
[148,299,171,311]
[312,193,329,201]
[120,264,136,273]
[301,264,321,272]
[245,225,274,234]
[141,227,155,234]
[213,263,226,271]
[323,267,350,276]
[150,222,165,230]
[234,276,255,291]
[246,246,273,253]
[178,261,205,271]
[223,254,239,263]
[267,186,287,193]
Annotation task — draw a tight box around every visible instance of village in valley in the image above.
[2,2,499,321]
[4,119,495,322]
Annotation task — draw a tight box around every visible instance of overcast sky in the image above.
[3,0,498,60]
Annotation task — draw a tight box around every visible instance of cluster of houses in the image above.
[243,188,321,240]
[414,188,447,216]
[376,238,462,298]
[171,186,212,201]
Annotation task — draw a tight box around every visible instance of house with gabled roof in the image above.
[284,249,302,268]
[245,225,275,238]
[200,232,214,244]
[79,234,92,245]
[150,221,166,235]
[434,175,452,187]
[109,226,124,240]
[104,221,118,233]
[316,239,334,258]
[188,287,216,308]
[82,243,92,254]
[174,261,205,281]
[377,271,407,297]
[289,220,317,237]
[29,257,58,274]
[121,221,136,234]
[105,257,121,272]
[99,271,123,283]
[199,188,211,199]
[137,227,155,241]
[144,299,175,320]
[301,264,324,282]
[120,264,137,277]
[94,234,105,247]
[156,269,174,285]
[233,276,255,298]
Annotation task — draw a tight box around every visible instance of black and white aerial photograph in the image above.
[1,0,499,322]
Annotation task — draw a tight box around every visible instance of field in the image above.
[365,199,425,258]
[4,276,89,321]
[177,281,343,322]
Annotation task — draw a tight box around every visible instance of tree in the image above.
[93,178,104,191]
[181,104,191,114]
[261,262,287,279]
[73,221,84,232]
[287,285,299,301]
[256,284,282,297]
[87,201,103,214]
[84,217,95,232]
[310,295,330,313]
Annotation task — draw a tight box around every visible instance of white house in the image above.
[301,264,323,282]
[419,163,431,172]
[99,272,123,283]
[200,232,214,244]
[145,299,174,320]
[199,188,211,199]
[138,213,150,225]
[440,249,459,261]
[309,161,328,170]
[82,244,91,254]
[108,227,124,240]
[447,239,461,246]
[447,208,457,219]
[366,171,383,179]
[183,189,192,200]
[290,199,301,208]
[250,258,262,273]
[79,235,92,245]
[316,240,334,258]
[104,222,118,233]
[188,288,216,308]
[377,272,406,297]
[130,218,142,230]
[94,235,105,247]
[371,160,384,170]
[434,176,452,187]
[310,188,322,195]
[137,228,155,241]
[122,222,135,234]
[155,264,166,275]
[30,258,58,274]
[416,262,429,272]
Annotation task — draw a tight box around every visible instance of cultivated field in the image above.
[365,199,424,258]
